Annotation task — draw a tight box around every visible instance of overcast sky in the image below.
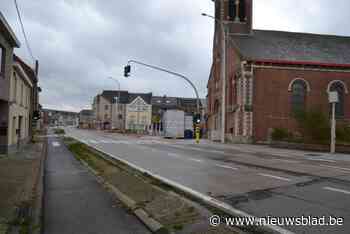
[1,0,349,112]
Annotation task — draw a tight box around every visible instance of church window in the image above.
[291,80,307,113]
[329,81,345,118]
[239,0,246,22]
[228,0,236,20]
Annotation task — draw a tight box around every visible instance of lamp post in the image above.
[202,13,227,143]
[108,77,121,129]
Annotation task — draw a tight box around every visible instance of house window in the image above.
[291,80,307,113]
[0,45,5,77]
[105,105,109,110]
[330,82,345,118]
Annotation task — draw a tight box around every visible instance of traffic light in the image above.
[193,113,201,124]
[124,65,131,77]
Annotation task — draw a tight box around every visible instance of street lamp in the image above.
[202,13,227,143]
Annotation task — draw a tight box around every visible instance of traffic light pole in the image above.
[126,60,201,114]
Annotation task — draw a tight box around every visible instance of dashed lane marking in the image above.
[215,164,238,170]
[188,158,203,163]
[273,159,299,163]
[323,186,350,195]
[307,158,336,163]
[52,142,60,147]
[168,153,182,158]
[258,173,291,182]
[320,165,350,172]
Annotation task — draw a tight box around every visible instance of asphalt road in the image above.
[66,128,350,234]
[44,133,150,234]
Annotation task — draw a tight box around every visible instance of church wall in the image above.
[252,66,350,142]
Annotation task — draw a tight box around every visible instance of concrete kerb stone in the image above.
[76,151,166,234]
[68,135,294,234]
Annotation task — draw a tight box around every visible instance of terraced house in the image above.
[207,0,350,143]
[0,13,40,154]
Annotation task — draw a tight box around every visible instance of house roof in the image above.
[178,98,202,109]
[80,109,93,115]
[231,30,350,66]
[128,93,152,105]
[0,12,20,47]
[101,90,129,104]
[100,90,152,104]
[152,96,178,108]
[13,54,38,83]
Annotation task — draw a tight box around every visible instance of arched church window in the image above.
[291,80,307,113]
[330,82,345,118]
[228,0,236,20]
[239,0,246,22]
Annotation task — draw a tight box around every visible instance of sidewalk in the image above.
[44,135,150,234]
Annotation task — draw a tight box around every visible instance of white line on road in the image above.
[52,142,60,147]
[307,158,336,163]
[215,164,238,170]
[209,150,225,155]
[168,153,182,158]
[320,165,350,172]
[188,158,203,163]
[323,186,350,195]
[89,140,99,144]
[273,159,299,163]
[258,173,291,182]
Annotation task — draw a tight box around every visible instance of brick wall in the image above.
[253,67,350,142]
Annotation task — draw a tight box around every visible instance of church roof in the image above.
[231,30,350,66]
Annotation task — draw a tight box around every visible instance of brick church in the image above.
[207,0,350,143]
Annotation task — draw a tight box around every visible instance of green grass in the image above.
[53,128,65,135]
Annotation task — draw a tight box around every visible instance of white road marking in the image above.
[89,140,99,144]
[168,153,182,158]
[307,158,336,163]
[188,158,203,163]
[258,173,291,182]
[52,141,60,147]
[273,159,299,163]
[323,186,350,195]
[209,150,225,155]
[100,140,111,144]
[320,165,350,172]
[215,164,238,170]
